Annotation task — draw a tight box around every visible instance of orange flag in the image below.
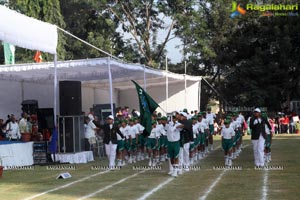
[34,51,42,63]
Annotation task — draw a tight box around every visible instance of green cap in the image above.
[152,120,157,125]
[183,108,188,113]
[191,116,197,120]
[224,119,231,124]
[129,118,135,122]
[161,116,168,121]
[121,120,128,124]
[207,107,212,111]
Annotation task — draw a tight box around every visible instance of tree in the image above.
[105,0,195,67]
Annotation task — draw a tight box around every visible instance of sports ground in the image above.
[1,134,299,200]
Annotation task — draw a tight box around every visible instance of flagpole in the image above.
[108,57,114,117]
[165,56,169,113]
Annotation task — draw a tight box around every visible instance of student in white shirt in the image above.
[134,118,145,161]
[221,119,235,166]
[206,107,216,151]
[117,120,127,166]
[190,117,199,164]
[127,118,139,163]
[157,117,167,162]
[167,116,182,177]
[147,120,161,167]
[197,113,208,159]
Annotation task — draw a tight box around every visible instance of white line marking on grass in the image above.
[78,170,147,200]
[24,170,111,200]
[137,177,174,200]
[199,171,226,200]
[261,170,269,200]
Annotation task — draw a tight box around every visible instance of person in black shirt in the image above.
[102,115,124,168]
[179,112,193,171]
[250,108,271,167]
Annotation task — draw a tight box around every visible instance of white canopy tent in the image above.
[0,58,202,117]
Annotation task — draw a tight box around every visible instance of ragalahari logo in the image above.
[230,1,246,18]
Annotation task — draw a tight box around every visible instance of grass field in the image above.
[0,134,300,200]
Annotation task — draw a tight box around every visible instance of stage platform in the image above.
[0,141,34,169]
[52,151,94,164]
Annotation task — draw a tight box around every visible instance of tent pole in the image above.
[54,53,58,126]
[184,61,187,108]
[199,78,202,111]
[165,57,168,113]
[107,57,114,117]
[143,64,147,91]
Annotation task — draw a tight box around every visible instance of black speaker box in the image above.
[59,81,82,116]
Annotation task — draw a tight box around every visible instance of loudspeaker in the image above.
[58,116,84,153]
[59,81,82,116]
[37,108,54,130]
[21,99,39,115]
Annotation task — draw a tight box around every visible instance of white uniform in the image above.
[206,113,216,125]
[119,126,129,140]
[197,121,208,133]
[221,127,235,139]
[135,123,145,134]
[157,124,166,136]
[192,123,199,139]
[128,125,139,139]
[167,121,182,142]
[149,127,160,139]
[85,120,96,139]
[6,122,21,139]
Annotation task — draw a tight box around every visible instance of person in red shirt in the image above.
[281,115,290,133]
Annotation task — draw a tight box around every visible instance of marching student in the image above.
[134,118,145,161]
[197,113,208,159]
[147,120,160,167]
[127,118,139,163]
[262,113,272,163]
[117,120,128,166]
[250,108,271,167]
[190,116,199,164]
[232,113,242,159]
[167,114,182,177]
[179,112,193,171]
[221,119,235,166]
[206,107,216,151]
[102,115,123,169]
[157,117,168,162]
[202,112,210,154]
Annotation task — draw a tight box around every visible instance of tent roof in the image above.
[0,58,201,90]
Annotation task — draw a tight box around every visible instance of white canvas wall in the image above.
[119,81,199,114]
[0,79,199,118]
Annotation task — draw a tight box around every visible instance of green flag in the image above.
[132,80,159,135]
[2,42,15,65]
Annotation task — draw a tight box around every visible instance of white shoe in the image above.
[178,169,183,175]
[122,161,126,166]
[128,157,132,164]
[148,159,152,167]
[168,170,173,175]
[117,161,122,167]
[228,159,232,166]
[145,155,149,159]
[171,170,178,177]
[141,155,145,161]
[210,145,214,151]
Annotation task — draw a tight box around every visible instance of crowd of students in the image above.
[84,106,278,177]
